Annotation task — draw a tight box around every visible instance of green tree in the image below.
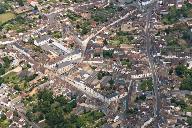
[0,77,4,84]
[17,0,24,6]
[2,56,11,68]
[108,79,114,85]
[187,117,192,126]
[37,89,54,102]
[180,76,192,91]
[0,67,5,75]
[14,85,21,91]
[0,4,6,14]
[103,50,114,58]
[55,95,68,106]
[45,106,64,127]
[175,65,187,77]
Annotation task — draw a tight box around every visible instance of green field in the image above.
[3,72,27,91]
[0,12,16,24]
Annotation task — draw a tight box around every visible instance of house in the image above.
[131,73,152,79]
[12,44,31,58]
[167,0,176,7]
[34,35,51,46]
[139,0,153,6]
[5,111,13,120]
[120,44,134,51]
[56,61,74,74]
[176,0,184,8]
[187,60,192,69]
[121,22,138,32]
[186,20,192,27]
[27,0,38,7]
[189,0,192,4]
[80,12,91,19]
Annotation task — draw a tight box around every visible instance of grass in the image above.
[140,79,153,91]
[0,119,10,128]
[3,72,28,91]
[108,32,134,46]
[184,106,192,112]
[2,15,34,33]
[3,72,20,84]
[74,111,105,127]
[0,12,16,24]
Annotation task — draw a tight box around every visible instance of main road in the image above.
[143,1,161,126]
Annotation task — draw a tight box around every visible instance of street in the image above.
[143,0,162,127]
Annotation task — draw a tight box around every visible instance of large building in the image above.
[139,0,153,6]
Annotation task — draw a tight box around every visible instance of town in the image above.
[0,0,192,127]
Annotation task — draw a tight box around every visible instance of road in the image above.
[0,66,22,77]
[125,80,133,111]
[143,1,161,127]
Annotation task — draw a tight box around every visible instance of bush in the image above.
[103,50,114,58]
[175,65,187,77]
[187,117,192,126]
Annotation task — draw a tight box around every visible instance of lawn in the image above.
[3,71,32,91]
[76,111,106,127]
[2,15,34,33]
[140,79,153,91]
[0,119,10,128]
[0,12,16,24]
[121,59,132,68]
[108,32,134,46]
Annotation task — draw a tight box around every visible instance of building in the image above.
[139,0,153,6]
[34,35,51,46]
[189,0,192,4]
[56,62,74,74]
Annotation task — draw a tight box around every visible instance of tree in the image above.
[171,98,187,109]
[17,0,24,6]
[97,72,103,80]
[175,65,187,77]
[2,56,11,68]
[34,6,38,11]
[64,99,76,113]
[180,76,192,91]
[25,89,105,128]
[13,111,19,117]
[187,117,192,126]
[45,106,64,127]
[0,67,5,75]
[135,95,146,101]
[103,39,108,45]
[182,30,192,41]
[37,89,54,103]
[52,31,62,39]
[103,50,114,58]
[0,77,4,85]
[0,4,6,14]
[55,95,68,106]
[14,85,21,91]
[168,68,174,75]
[108,79,114,85]
[27,64,31,68]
